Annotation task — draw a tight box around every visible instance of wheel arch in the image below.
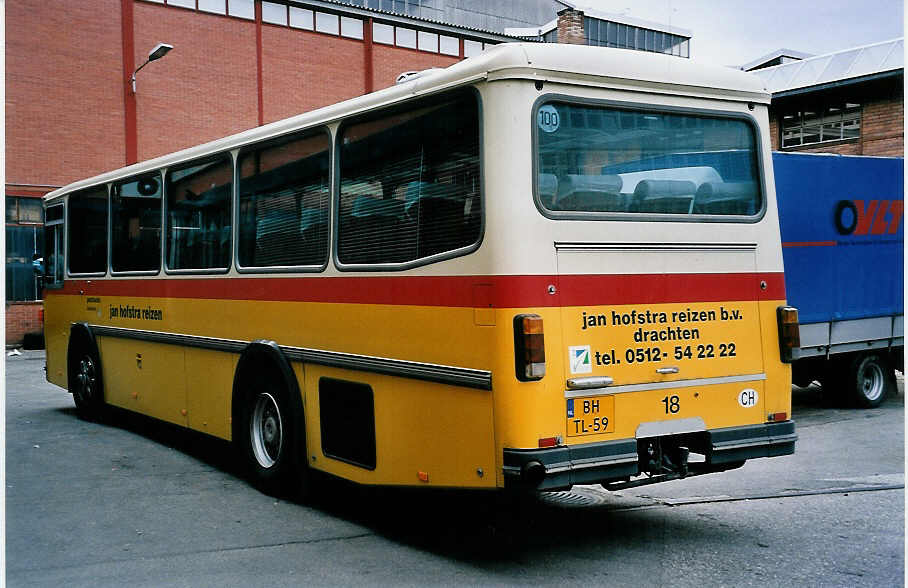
[231,340,305,445]
[67,322,98,391]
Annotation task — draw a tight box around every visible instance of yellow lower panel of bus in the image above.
[304,366,497,489]
[490,299,790,455]
[97,338,188,427]
[564,379,766,444]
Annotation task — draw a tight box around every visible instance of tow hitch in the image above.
[603,437,741,491]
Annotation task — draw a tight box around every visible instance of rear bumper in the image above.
[502,420,797,491]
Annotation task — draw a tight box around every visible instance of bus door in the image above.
[555,242,768,442]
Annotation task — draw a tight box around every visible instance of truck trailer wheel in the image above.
[819,361,847,407]
[846,353,895,408]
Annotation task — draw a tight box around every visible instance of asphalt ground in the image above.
[5,351,904,587]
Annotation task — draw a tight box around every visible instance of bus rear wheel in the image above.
[239,380,298,496]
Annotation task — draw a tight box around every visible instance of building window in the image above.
[417,31,438,52]
[583,17,688,57]
[340,16,363,39]
[781,102,862,148]
[395,27,416,48]
[6,197,44,224]
[262,1,287,25]
[166,0,196,8]
[316,12,340,35]
[439,35,458,56]
[228,0,254,19]
[8,198,48,301]
[463,39,483,57]
[290,7,314,29]
[198,0,226,14]
[373,22,394,44]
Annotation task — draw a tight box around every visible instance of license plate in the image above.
[566,395,615,437]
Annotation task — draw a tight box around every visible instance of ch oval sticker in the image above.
[738,388,758,408]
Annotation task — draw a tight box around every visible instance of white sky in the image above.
[582,0,904,67]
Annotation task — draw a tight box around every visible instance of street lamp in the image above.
[130,43,173,93]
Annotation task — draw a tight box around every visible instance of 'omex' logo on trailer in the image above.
[834,199,904,236]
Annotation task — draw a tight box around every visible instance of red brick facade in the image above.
[556,8,585,45]
[6,0,127,187]
[768,76,904,157]
[6,303,44,346]
[5,0,477,191]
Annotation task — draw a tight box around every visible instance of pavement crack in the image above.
[655,483,904,507]
[7,531,376,575]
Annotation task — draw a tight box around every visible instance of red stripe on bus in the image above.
[782,241,837,247]
[58,272,785,307]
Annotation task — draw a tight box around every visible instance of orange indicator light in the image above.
[417,471,429,483]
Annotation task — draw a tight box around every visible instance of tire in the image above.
[68,339,105,421]
[238,375,303,496]
[846,352,895,408]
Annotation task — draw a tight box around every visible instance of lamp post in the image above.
[130,43,173,93]
[124,42,172,164]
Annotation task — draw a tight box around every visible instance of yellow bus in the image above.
[43,43,797,495]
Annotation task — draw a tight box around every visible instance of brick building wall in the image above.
[861,93,904,156]
[556,8,584,45]
[6,0,127,186]
[132,2,260,161]
[6,303,44,346]
[262,23,366,122]
[768,76,903,157]
[372,44,460,90]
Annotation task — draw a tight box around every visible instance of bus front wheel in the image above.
[68,338,105,421]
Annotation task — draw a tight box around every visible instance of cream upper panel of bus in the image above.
[44,43,769,206]
[478,76,783,278]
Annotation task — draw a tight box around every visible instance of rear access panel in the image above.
[555,242,767,436]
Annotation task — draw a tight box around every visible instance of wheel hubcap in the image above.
[250,393,283,469]
[76,356,96,402]
[859,362,884,402]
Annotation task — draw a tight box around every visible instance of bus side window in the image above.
[44,204,65,287]
[237,129,331,269]
[112,173,162,273]
[337,89,481,266]
[68,186,108,275]
[166,156,233,271]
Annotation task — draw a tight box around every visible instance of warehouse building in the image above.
[746,38,904,157]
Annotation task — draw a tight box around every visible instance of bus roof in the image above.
[45,43,769,203]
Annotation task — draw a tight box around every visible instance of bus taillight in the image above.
[514,314,545,381]
[777,306,800,363]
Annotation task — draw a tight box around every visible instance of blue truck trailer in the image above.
[774,152,904,407]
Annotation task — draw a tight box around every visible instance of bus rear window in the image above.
[535,102,763,219]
